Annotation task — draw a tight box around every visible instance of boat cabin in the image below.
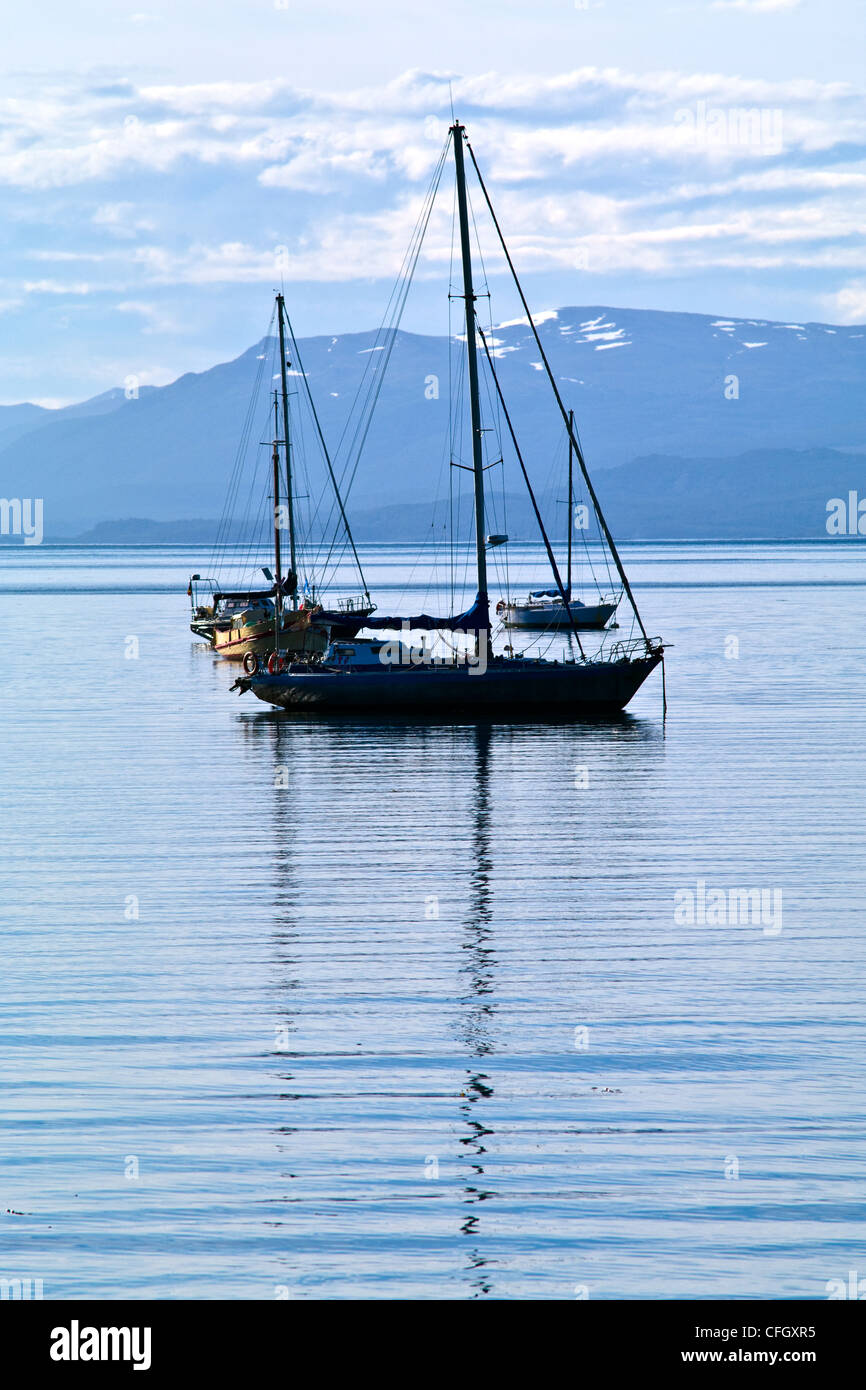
[325,638,411,668]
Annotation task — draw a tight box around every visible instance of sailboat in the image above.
[189,293,375,661]
[233,122,663,715]
[499,412,619,632]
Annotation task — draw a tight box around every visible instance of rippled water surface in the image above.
[1,541,864,1300]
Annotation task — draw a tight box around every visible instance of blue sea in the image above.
[1,539,864,1299]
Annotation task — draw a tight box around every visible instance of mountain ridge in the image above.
[1,304,863,536]
[50,446,863,544]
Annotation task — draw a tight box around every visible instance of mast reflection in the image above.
[457,721,498,1296]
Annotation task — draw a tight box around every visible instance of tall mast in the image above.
[451,123,488,651]
[276,293,298,610]
[567,408,574,599]
[271,391,283,648]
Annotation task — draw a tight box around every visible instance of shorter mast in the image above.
[465,137,651,648]
[271,391,283,652]
[567,408,574,601]
[477,325,585,657]
[276,294,298,611]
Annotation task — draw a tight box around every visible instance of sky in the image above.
[0,0,864,404]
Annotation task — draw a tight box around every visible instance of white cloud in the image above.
[827,283,866,324]
[0,66,857,193]
[0,63,861,314]
[93,202,155,237]
[116,300,181,333]
[23,278,95,294]
[259,145,389,191]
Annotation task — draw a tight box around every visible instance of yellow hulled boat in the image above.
[212,599,326,661]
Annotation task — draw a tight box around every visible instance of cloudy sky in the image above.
[1,0,864,403]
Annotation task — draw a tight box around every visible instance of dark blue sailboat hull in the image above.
[237,652,662,717]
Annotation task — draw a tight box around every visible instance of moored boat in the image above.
[234,634,661,714]
[188,292,376,660]
[235,122,665,718]
[212,595,320,660]
[498,410,620,632]
[499,593,617,630]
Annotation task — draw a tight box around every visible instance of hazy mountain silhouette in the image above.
[1,305,863,539]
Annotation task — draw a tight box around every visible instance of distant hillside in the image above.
[1,305,864,536]
[72,517,224,545]
[64,446,865,542]
[596,447,866,538]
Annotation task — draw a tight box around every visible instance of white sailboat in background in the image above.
[499,410,620,631]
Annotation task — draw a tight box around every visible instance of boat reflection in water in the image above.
[239,710,662,1296]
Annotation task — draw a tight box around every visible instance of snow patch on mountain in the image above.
[494,309,559,330]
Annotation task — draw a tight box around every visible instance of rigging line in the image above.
[447,171,458,474]
[239,350,284,580]
[396,514,440,616]
[570,410,615,594]
[211,363,262,569]
[296,386,339,572]
[328,135,452,491]
[239,443,271,583]
[281,307,372,602]
[581,508,615,598]
[237,359,281,582]
[559,437,607,600]
[315,225,450,584]
[465,136,651,648]
[337,136,451,490]
[335,139,450,508]
[472,194,509,600]
[233,449,272,590]
[291,380,340,595]
[309,139,451,577]
[467,181,492,301]
[210,325,271,577]
[222,356,277,588]
[548,430,577,590]
[476,323,585,659]
[428,517,452,618]
[449,451,455,610]
[235,451,266,580]
[218,308,275,543]
[450,354,469,589]
[423,384,457,613]
[480,227,504,511]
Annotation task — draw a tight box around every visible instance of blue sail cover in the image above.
[363,591,490,633]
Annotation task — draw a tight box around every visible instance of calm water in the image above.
[1,540,864,1300]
